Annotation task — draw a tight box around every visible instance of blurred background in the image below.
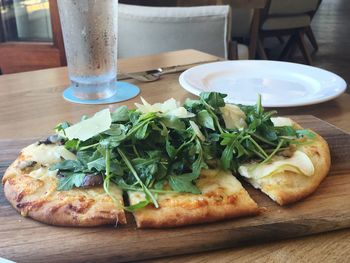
[0,0,348,92]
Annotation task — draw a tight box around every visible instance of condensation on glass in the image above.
[0,0,52,42]
[58,0,118,100]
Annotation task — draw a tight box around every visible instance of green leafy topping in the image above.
[169,173,201,194]
[57,173,85,191]
[296,129,316,139]
[50,93,313,211]
[197,110,215,130]
[200,92,226,108]
[111,106,129,122]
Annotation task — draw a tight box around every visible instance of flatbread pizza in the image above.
[2,92,331,228]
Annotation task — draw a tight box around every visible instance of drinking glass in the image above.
[58,0,118,100]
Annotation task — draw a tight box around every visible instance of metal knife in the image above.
[117,58,221,81]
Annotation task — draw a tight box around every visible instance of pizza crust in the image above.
[2,144,126,226]
[244,124,331,205]
[129,170,259,228]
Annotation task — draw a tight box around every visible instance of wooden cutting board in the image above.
[1,115,350,263]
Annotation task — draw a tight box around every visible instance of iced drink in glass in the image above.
[58,0,118,100]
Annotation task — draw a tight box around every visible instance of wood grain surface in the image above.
[0,49,350,262]
[0,115,349,263]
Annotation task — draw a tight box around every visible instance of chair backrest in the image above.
[118,4,231,59]
[267,0,320,16]
[220,0,266,39]
[230,9,253,38]
[177,0,266,59]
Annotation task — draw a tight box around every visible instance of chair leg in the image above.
[257,38,268,60]
[249,35,258,59]
[279,34,298,60]
[286,41,298,60]
[306,26,319,51]
[296,30,313,65]
[228,40,238,60]
[248,8,261,59]
[277,36,285,44]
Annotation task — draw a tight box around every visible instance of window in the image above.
[0,0,52,42]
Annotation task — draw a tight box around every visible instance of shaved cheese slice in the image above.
[190,120,205,141]
[271,117,293,127]
[220,104,247,129]
[64,108,112,141]
[22,144,76,166]
[135,97,194,118]
[238,150,314,179]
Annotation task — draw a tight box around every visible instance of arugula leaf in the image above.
[76,150,93,164]
[104,124,127,137]
[296,129,316,139]
[161,115,185,130]
[197,110,215,130]
[169,173,201,194]
[191,139,208,176]
[257,122,278,141]
[200,92,226,109]
[57,173,85,191]
[117,148,159,208]
[111,106,129,122]
[135,122,150,140]
[64,139,80,152]
[202,141,218,160]
[256,94,263,115]
[220,141,234,170]
[133,157,159,186]
[110,160,124,176]
[87,157,106,172]
[276,126,297,137]
[166,137,176,159]
[55,122,70,134]
[50,160,82,172]
[100,136,123,148]
[129,110,141,124]
[183,98,202,113]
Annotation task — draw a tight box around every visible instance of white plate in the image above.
[179,60,347,107]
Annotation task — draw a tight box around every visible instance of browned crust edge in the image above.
[132,191,260,229]
[2,163,126,227]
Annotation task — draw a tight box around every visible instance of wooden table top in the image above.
[0,49,349,262]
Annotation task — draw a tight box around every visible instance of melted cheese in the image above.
[22,143,76,166]
[28,167,58,179]
[198,170,242,194]
[238,150,314,179]
[129,170,243,206]
[128,191,146,204]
